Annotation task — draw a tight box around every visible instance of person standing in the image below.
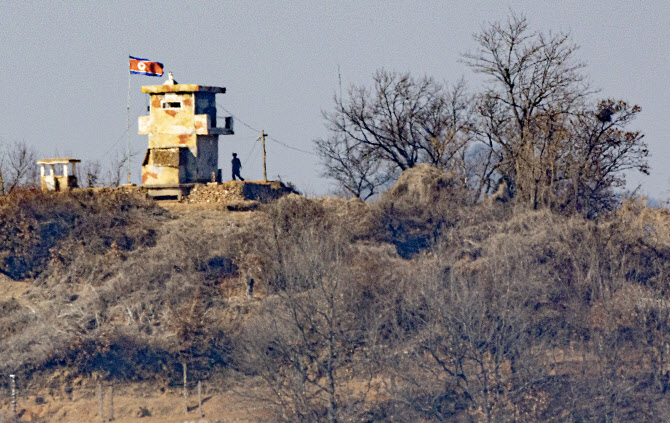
[231,153,244,181]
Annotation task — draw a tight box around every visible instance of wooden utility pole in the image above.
[257,130,268,182]
[97,381,104,423]
[109,385,115,421]
[197,381,203,418]
[10,375,16,416]
[182,362,188,415]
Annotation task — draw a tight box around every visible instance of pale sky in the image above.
[1,1,668,199]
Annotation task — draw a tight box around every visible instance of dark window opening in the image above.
[162,102,182,109]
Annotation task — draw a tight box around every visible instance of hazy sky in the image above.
[1,1,668,199]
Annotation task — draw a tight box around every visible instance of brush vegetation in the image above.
[0,167,668,422]
[0,14,662,422]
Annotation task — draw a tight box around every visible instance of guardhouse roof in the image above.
[36,158,81,164]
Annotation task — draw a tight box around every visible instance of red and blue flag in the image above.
[129,56,164,77]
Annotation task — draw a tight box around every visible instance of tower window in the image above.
[161,101,182,109]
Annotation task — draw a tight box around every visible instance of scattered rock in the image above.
[135,406,151,418]
[185,181,296,206]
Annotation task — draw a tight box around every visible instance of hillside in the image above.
[0,168,669,422]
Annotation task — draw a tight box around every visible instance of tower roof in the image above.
[141,84,226,94]
[141,72,226,94]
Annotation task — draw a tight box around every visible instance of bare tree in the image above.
[0,140,38,194]
[239,198,375,422]
[315,133,391,199]
[318,15,646,215]
[167,288,208,417]
[560,99,648,216]
[316,70,472,198]
[103,153,127,187]
[463,13,588,205]
[79,160,102,188]
[464,14,647,215]
[389,244,551,422]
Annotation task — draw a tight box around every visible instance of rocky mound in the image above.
[186,180,296,205]
[375,164,466,258]
[380,163,461,207]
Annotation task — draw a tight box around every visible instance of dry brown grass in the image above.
[1,170,669,421]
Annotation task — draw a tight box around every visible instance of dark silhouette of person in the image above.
[231,153,244,181]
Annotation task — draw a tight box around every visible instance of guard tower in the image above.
[138,73,233,198]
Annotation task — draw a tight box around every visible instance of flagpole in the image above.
[126,62,132,185]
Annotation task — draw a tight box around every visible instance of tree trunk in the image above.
[0,169,5,195]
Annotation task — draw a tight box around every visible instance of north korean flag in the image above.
[129,56,164,77]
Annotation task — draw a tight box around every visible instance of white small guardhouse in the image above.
[36,158,80,192]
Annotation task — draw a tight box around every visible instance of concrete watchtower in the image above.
[138,73,233,198]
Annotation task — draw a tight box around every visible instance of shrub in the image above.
[0,189,163,280]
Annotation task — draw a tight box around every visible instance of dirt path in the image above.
[0,276,30,301]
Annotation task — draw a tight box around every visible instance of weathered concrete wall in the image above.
[141,148,186,186]
[141,93,198,151]
[181,148,197,183]
[141,164,180,186]
[195,92,217,128]
[196,136,218,182]
[138,93,218,143]
[138,83,230,188]
[41,175,78,192]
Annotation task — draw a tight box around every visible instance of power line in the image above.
[215,102,317,156]
[242,140,259,166]
[99,122,136,160]
[216,103,262,133]
[267,136,316,156]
